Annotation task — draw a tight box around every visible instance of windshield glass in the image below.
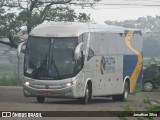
[24,36,79,80]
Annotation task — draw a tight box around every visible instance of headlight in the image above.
[61,81,77,87]
[71,80,77,85]
[25,81,30,86]
[66,83,71,87]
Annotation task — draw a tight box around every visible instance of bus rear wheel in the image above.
[37,97,45,103]
[112,81,129,101]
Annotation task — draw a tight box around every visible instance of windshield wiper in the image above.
[50,57,61,79]
[49,39,61,78]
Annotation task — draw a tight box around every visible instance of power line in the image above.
[71,3,160,10]
[96,4,160,8]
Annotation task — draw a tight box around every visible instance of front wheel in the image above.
[79,84,91,104]
[37,97,45,103]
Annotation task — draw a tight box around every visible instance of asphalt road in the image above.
[0,86,160,120]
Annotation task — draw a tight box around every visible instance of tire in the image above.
[143,81,153,92]
[79,84,91,104]
[37,97,45,103]
[112,81,129,101]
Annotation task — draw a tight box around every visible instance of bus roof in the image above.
[29,22,141,37]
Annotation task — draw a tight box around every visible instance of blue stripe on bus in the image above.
[123,55,142,83]
[123,55,137,79]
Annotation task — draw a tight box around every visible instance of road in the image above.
[0,86,159,120]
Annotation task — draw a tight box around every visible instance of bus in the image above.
[17,22,143,104]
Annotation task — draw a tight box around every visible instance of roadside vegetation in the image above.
[0,76,23,86]
[0,64,23,86]
[119,96,160,120]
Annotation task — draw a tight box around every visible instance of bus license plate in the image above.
[43,91,51,96]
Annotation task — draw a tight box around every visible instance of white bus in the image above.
[17,22,143,104]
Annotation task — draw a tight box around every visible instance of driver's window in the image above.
[87,48,94,61]
[76,51,84,71]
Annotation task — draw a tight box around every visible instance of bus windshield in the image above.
[24,36,81,80]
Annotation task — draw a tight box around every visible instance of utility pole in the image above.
[17,42,26,86]
[17,54,20,86]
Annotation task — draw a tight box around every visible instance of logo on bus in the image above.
[45,85,49,89]
[100,56,106,75]
[100,56,116,74]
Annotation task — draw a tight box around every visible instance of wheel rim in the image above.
[124,90,128,99]
[124,83,129,100]
[124,83,128,100]
[85,87,89,104]
[144,82,153,91]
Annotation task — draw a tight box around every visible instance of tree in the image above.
[143,34,160,57]
[0,8,21,48]
[0,0,101,48]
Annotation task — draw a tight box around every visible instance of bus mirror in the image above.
[17,42,26,58]
[74,42,84,60]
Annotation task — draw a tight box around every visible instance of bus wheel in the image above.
[37,97,45,103]
[112,81,129,101]
[79,84,91,104]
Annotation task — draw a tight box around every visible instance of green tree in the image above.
[0,0,101,48]
[0,8,21,48]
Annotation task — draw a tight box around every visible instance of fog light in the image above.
[25,81,30,86]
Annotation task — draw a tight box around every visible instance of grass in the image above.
[0,64,23,86]
[0,75,23,86]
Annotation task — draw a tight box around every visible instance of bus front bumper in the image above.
[23,84,76,98]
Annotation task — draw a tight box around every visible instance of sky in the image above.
[3,0,160,23]
[75,0,160,22]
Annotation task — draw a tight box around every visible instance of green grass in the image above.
[0,64,23,86]
[0,75,23,86]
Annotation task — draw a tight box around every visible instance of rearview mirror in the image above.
[17,42,26,58]
[74,42,84,60]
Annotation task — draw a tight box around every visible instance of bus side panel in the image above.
[123,55,138,90]
[124,31,143,93]
[96,33,124,96]
[123,55,138,78]
[86,55,124,96]
[123,56,142,93]
[132,33,143,92]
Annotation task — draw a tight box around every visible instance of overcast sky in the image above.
[4,0,160,23]
[75,0,160,22]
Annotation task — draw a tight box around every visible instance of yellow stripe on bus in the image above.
[125,30,143,93]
